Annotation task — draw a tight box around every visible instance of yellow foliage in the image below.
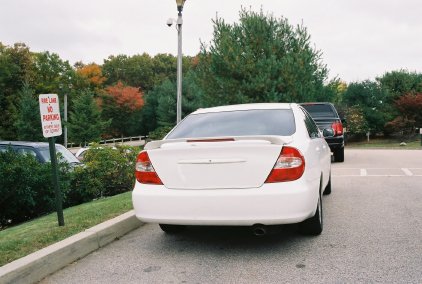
[336,81,347,94]
[77,63,106,87]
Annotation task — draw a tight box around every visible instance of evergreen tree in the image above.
[68,92,110,145]
[14,84,44,141]
[155,80,177,127]
[195,8,328,106]
[144,71,204,131]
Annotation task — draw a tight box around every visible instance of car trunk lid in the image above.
[146,136,291,190]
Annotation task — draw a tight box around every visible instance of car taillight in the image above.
[265,146,305,183]
[332,121,343,136]
[135,151,163,185]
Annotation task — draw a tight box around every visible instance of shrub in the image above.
[385,93,422,137]
[66,145,139,206]
[384,116,416,138]
[0,150,57,227]
[0,145,140,227]
[345,106,369,136]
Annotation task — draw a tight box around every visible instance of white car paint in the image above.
[75,147,89,160]
[132,103,331,231]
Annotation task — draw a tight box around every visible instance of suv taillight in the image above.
[332,121,343,136]
[135,151,163,185]
[265,146,305,183]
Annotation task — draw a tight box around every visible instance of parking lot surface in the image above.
[41,149,422,284]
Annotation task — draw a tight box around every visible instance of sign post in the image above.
[39,94,64,226]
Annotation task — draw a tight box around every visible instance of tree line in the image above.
[1,9,421,145]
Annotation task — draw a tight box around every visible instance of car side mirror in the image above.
[323,128,335,138]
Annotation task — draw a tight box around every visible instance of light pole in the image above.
[60,80,72,148]
[64,92,67,147]
[59,83,68,148]
[175,0,185,124]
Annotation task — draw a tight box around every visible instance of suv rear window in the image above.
[301,104,336,118]
[167,109,296,139]
[38,145,80,164]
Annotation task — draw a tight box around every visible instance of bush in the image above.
[0,150,57,227]
[345,106,369,136]
[148,126,174,140]
[66,145,139,206]
[384,116,416,138]
[0,145,140,227]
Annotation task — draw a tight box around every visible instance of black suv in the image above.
[0,141,81,165]
[300,103,345,162]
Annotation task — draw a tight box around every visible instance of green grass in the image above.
[0,191,133,267]
[347,138,422,149]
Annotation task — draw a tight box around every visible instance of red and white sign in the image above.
[39,94,62,138]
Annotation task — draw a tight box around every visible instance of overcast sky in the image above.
[1,0,421,83]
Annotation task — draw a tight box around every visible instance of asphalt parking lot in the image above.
[41,149,422,284]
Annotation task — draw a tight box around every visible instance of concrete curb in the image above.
[0,210,143,284]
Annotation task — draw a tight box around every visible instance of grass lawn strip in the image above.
[0,191,132,267]
[347,139,421,149]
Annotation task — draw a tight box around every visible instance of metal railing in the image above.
[67,136,148,148]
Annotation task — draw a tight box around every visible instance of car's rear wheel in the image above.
[323,172,331,195]
[334,147,344,162]
[159,224,186,233]
[299,188,323,236]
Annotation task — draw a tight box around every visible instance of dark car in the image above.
[300,102,345,162]
[0,141,82,166]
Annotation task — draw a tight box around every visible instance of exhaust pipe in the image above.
[252,224,267,236]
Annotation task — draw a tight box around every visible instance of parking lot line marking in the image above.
[333,168,422,170]
[401,168,413,176]
[334,175,403,177]
[332,168,422,177]
[332,175,422,177]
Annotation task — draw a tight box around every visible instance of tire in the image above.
[299,188,323,236]
[323,172,332,195]
[334,147,344,162]
[159,224,186,234]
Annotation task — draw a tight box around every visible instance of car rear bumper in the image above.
[132,180,319,226]
[325,136,344,151]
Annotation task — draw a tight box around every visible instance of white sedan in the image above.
[132,103,332,236]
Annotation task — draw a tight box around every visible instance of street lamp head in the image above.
[167,18,175,27]
[176,0,186,12]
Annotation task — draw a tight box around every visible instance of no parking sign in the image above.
[39,94,62,138]
[38,93,65,226]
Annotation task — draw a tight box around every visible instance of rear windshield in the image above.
[166,109,296,139]
[301,104,336,118]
